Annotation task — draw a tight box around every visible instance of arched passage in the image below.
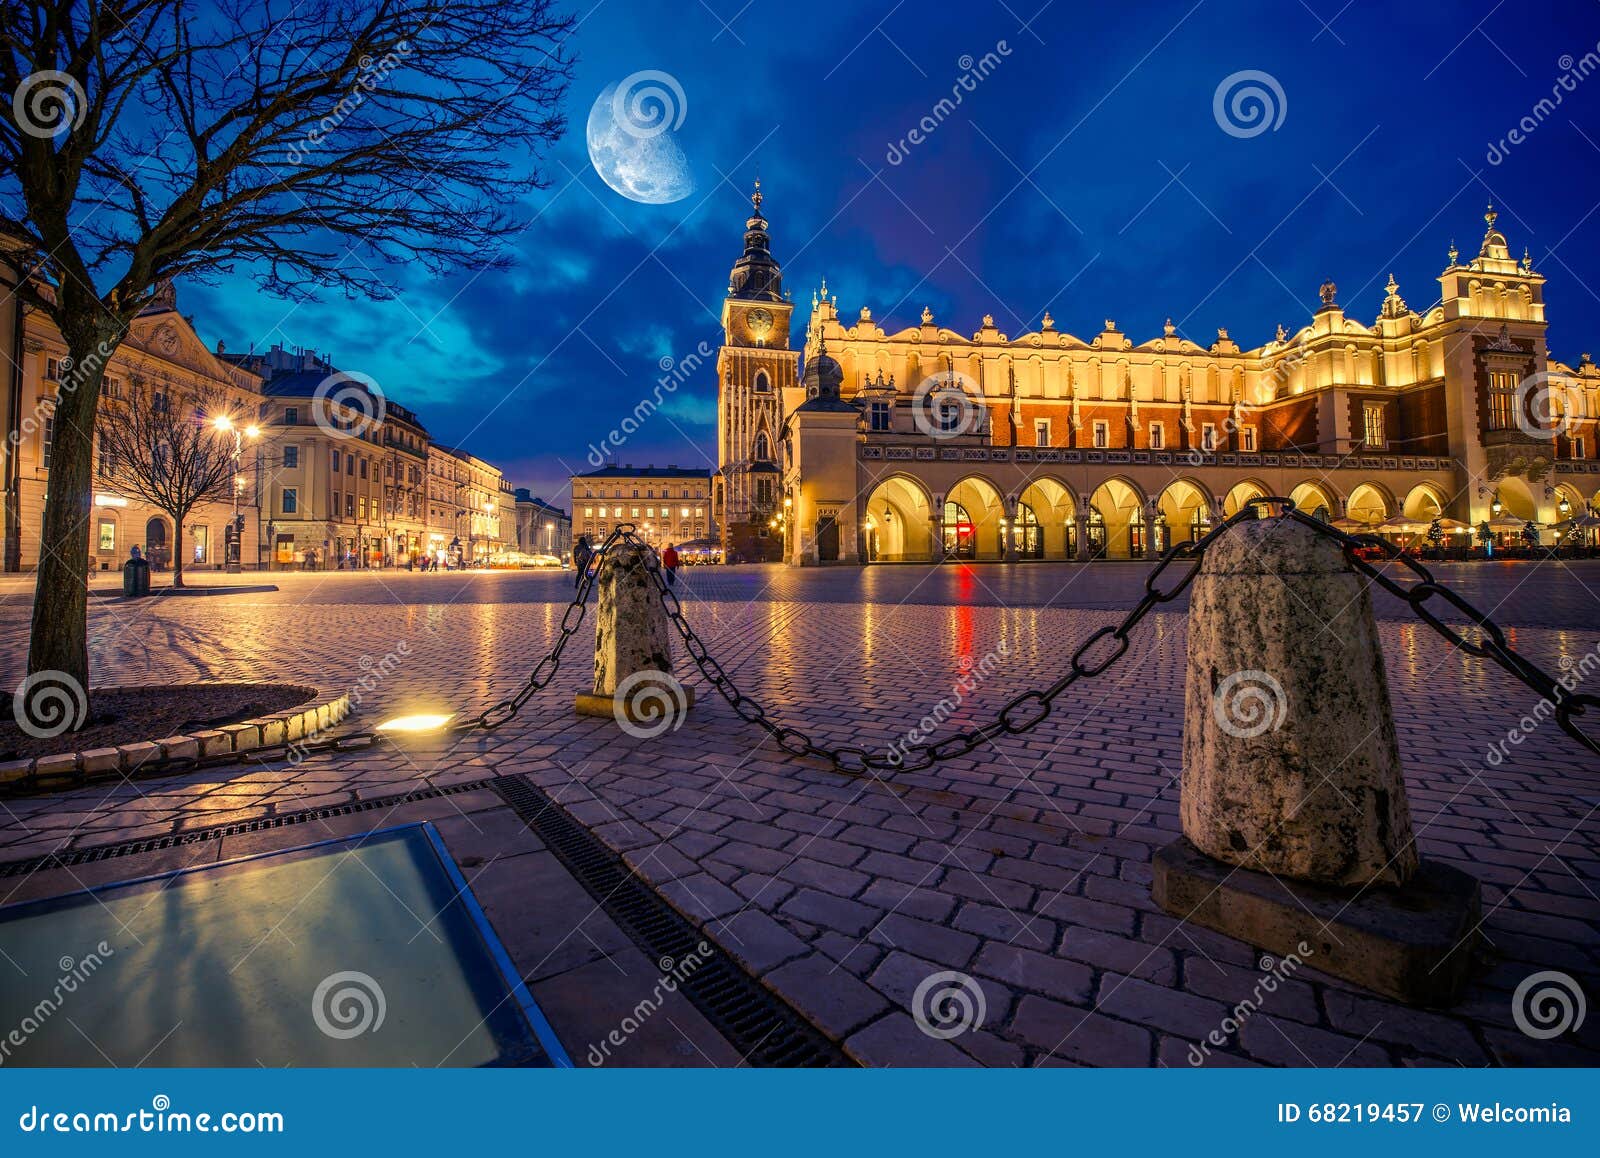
[862,475,933,562]
[1494,477,1537,521]
[1401,484,1446,522]
[1290,481,1337,522]
[1157,478,1211,546]
[1222,479,1268,517]
[944,476,1006,560]
[1017,476,1074,559]
[1087,478,1146,560]
[1346,483,1391,525]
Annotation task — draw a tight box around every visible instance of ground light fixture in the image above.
[375,712,454,734]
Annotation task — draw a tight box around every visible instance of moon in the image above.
[586,80,695,205]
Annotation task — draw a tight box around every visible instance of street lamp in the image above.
[212,414,259,572]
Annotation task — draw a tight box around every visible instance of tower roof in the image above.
[727,178,783,302]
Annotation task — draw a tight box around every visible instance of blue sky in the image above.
[182,0,1600,507]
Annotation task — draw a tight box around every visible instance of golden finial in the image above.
[1485,203,1497,227]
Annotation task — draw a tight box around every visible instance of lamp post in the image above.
[212,415,259,573]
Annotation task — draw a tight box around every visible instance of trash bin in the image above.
[122,556,151,597]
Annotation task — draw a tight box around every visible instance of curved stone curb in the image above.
[0,685,349,792]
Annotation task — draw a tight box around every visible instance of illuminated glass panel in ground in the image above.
[0,823,567,1067]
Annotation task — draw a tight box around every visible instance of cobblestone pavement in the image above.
[0,561,1597,1067]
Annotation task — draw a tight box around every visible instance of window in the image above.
[680,507,690,518]
[359,457,368,479]
[937,399,962,433]
[755,478,774,507]
[282,445,299,468]
[753,432,770,460]
[152,391,168,413]
[284,406,299,425]
[359,495,367,521]
[43,417,53,468]
[191,526,208,564]
[695,506,704,517]
[1363,402,1385,447]
[1575,437,1588,459]
[98,441,115,479]
[1034,419,1050,447]
[1092,420,1109,449]
[331,449,341,472]
[103,376,121,398]
[1240,426,1257,452]
[754,371,771,393]
[870,401,891,432]
[1201,423,1217,452]
[44,357,61,381]
[584,507,594,517]
[345,493,355,518]
[97,520,116,553]
[346,454,355,475]
[631,507,640,518]
[1149,422,1165,450]
[282,488,298,514]
[1488,371,1517,430]
[646,507,655,518]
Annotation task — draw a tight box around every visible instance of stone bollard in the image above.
[1152,513,1481,1006]
[574,541,694,732]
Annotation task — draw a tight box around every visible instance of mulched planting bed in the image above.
[0,684,316,762]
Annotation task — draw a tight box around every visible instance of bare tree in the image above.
[96,379,260,587]
[1,0,574,697]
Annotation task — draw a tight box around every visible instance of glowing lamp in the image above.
[376,713,453,734]
[212,415,233,432]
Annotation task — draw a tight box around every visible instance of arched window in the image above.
[753,371,771,394]
[753,432,770,461]
[942,501,975,559]
[1013,502,1041,558]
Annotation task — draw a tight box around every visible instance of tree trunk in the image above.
[27,328,112,699]
[172,519,186,588]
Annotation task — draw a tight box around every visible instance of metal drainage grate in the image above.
[493,774,851,1068]
[0,779,497,880]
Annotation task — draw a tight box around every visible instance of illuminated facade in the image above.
[571,465,712,550]
[728,203,1600,564]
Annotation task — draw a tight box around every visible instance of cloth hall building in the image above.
[712,190,1600,565]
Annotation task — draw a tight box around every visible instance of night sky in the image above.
[181,0,1600,509]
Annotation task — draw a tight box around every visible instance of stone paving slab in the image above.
[0,571,1596,1068]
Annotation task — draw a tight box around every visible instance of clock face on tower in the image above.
[746,308,774,341]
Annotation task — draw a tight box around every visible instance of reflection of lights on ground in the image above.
[376,713,452,734]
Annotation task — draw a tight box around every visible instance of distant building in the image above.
[429,443,507,563]
[570,464,713,550]
[514,490,571,558]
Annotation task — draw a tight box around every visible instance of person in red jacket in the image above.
[661,542,680,586]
